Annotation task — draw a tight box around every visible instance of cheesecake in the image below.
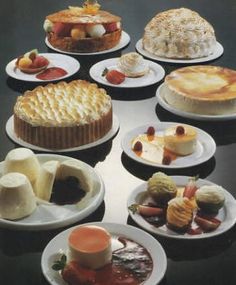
[142,8,216,59]
[163,65,236,115]
[68,225,112,269]
[0,173,36,220]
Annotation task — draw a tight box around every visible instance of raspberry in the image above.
[176,125,185,136]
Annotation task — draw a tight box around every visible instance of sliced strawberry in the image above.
[31,56,49,68]
[129,204,164,217]
[53,22,72,37]
[62,261,95,285]
[183,176,199,199]
[103,22,118,33]
[105,69,125,85]
[194,215,221,232]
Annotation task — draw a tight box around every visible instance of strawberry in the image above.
[129,204,164,217]
[194,215,221,232]
[31,56,49,68]
[103,22,118,33]
[53,22,72,37]
[183,176,199,199]
[103,68,125,85]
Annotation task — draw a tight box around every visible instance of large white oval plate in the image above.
[0,154,104,230]
[89,57,165,88]
[5,53,80,82]
[5,114,119,152]
[45,31,130,55]
[136,39,224,64]
[121,122,216,169]
[128,176,236,239]
[41,222,167,285]
[156,83,236,121]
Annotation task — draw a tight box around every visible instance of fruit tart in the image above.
[44,0,122,53]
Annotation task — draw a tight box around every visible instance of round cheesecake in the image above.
[68,225,112,269]
[163,65,236,115]
[44,3,122,53]
[13,80,112,149]
[164,125,197,155]
[142,8,216,59]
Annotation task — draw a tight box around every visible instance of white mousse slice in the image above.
[164,125,197,155]
[0,172,36,220]
[34,160,60,201]
[3,148,40,186]
[68,225,112,269]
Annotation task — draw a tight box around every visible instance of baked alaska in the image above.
[142,8,216,59]
[44,0,122,53]
[14,80,112,149]
[163,65,236,115]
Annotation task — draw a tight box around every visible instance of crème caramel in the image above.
[163,65,236,115]
[14,80,112,149]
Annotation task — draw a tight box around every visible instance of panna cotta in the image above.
[3,148,40,185]
[68,225,112,269]
[117,52,149,77]
[0,172,36,220]
[164,125,197,155]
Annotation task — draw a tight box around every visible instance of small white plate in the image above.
[5,114,119,152]
[136,39,224,64]
[156,83,236,121]
[0,154,105,231]
[41,222,167,285]
[128,176,236,239]
[5,53,80,82]
[121,122,216,169]
[89,58,165,88]
[45,31,130,55]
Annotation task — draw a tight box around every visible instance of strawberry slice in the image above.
[183,176,199,199]
[103,22,118,33]
[103,69,125,85]
[53,23,72,37]
[129,204,164,217]
[194,215,221,232]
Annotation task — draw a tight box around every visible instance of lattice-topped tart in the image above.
[14,80,112,149]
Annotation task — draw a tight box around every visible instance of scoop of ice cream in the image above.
[147,172,177,206]
[0,172,36,220]
[117,52,149,77]
[3,148,40,186]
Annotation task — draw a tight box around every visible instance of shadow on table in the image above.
[121,152,216,181]
[155,104,236,146]
[127,216,236,261]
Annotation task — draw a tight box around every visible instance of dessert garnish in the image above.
[162,154,171,165]
[146,126,155,136]
[102,68,125,85]
[176,125,185,136]
[15,49,49,74]
[129,173,225,235]
[133,141,143,152]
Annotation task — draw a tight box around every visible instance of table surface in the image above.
[1,0,236,284]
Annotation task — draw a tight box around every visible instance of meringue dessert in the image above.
[0,173,36,220]
[3,148,40,185]
[117,52,149,77]
[164,125,197,155]
[167,197,195,232]
[142,8,217,59]
[68,225,112,269]
[147,172,177,206]
[195,185,225,213]
[163,65,236,115]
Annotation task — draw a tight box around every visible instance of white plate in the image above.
[5,114,119,152]
[0,154,105,231]
[45,31,130,55]
[121,122,216,169]
[136,39,224,64]
[89,58,165,88]
[41,222,167,285]
[128,176,236,239]
[156,83,236,121]
[5,53,80,82]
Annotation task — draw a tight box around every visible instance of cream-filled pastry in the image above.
[164,125,197,155]
[0,173,36,220]
[117,52,149,77]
